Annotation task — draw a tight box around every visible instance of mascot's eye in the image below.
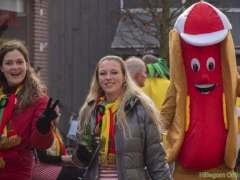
[191,58,200,72]
[206,57,215,71]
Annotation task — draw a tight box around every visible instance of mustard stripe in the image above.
[54,131,61,156]
[15,85,22,94]
[185,96,190,132]
[101,110,111,154]
[0,85,22,100]
[100,97,119,155]
[0,94,5,100]
[222,93,228,130]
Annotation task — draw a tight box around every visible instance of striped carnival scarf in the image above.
[95,96,119,165]
[47,127,68,156]
[0,86,22,168]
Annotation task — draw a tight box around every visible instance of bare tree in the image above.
[112,0,232,64]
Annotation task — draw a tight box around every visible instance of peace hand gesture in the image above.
[36,98,60,134]
[42,98,59,121]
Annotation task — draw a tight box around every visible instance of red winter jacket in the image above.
[0,94,54,180]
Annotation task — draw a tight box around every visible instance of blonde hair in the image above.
[78,55,166,137]
[0,40,45,111]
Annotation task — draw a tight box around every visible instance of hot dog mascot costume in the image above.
[160,2,240,180]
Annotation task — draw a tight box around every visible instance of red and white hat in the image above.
[174,2,232,46]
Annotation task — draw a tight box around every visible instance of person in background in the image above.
[141,54,173,176]
[72,55,170,180]
[125,56,147,87]
[32,104,86,180]
[141,54,170,110]
[0,40,58,180]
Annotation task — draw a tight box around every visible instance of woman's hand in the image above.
[76,144,91,166]
[61,155,73,163]
[59,155,76,167]
[36,98,59,134]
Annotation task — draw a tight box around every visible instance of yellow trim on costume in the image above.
[237,97,240,107]
[222,93,228,130]
[185,96,190,132]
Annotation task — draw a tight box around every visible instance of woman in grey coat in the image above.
[72,55,170,180]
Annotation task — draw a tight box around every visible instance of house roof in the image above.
[111,12,240,55]
[111,13,160,56]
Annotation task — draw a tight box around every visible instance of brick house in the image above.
[0,0,49,85]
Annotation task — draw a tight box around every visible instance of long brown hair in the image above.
[78,55,166,138]
[0,40,46,111]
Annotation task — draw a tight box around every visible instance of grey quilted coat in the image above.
[72,97,170,180]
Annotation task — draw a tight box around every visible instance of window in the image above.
[0,0,29,46]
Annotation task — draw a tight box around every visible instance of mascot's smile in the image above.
[194,83,217,94]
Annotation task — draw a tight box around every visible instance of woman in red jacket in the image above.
[0,40,58,180]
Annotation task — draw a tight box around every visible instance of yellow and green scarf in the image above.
[96,96,119,165]
[0,86,22,168]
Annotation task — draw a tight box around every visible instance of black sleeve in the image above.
[36,149,63,164]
